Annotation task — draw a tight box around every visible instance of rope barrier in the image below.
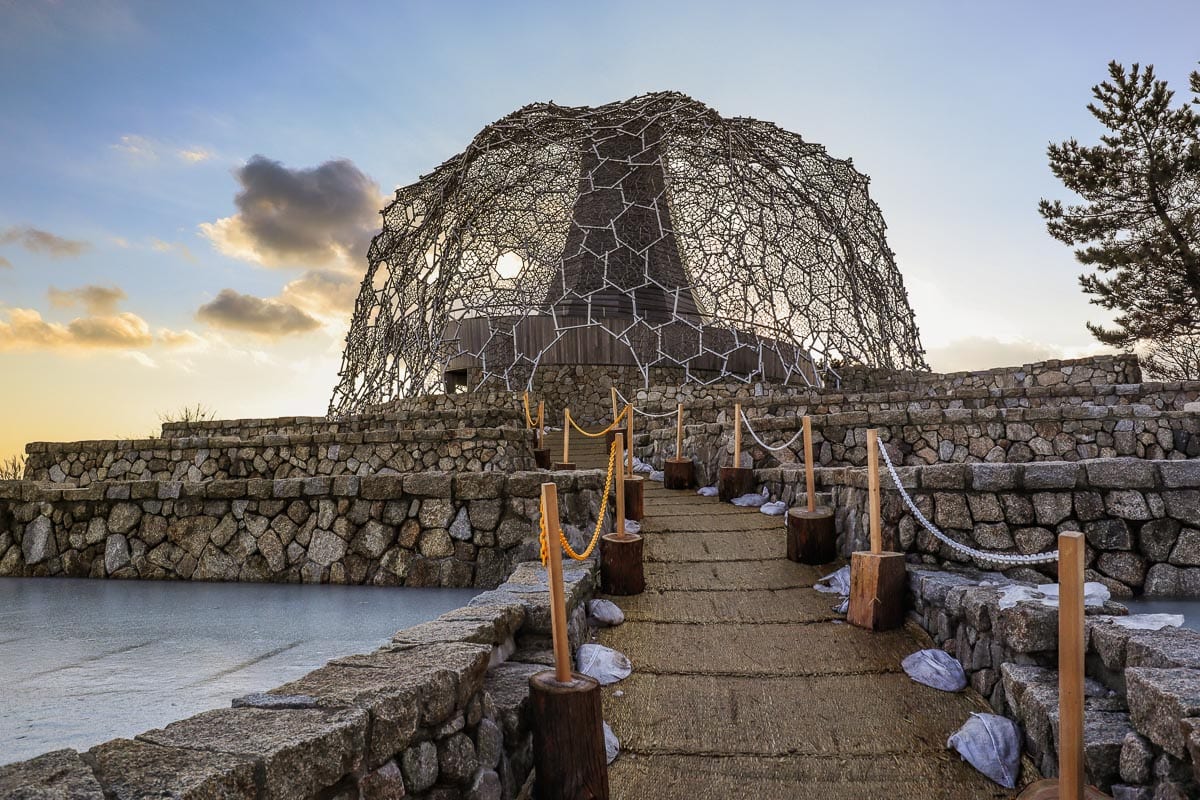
[874,437,1058,566]
[539,440,618,563]
[567,406,630,438]
[613,388,681,418]
[739,408,806,452]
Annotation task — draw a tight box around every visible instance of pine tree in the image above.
[1039,61,1200,349]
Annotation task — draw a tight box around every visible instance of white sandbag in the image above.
[815,565,851,596]
[603,721,620,764]
[996,581,1112,610]
[947,713,1022,789]
[588,599,625,627]
[1103,613,1184,631]
[760,500,787,516]
[632,457,654,474]
[577,644,632,685]
[730,492,766,507]
[649,470,664,482]
[902,648,967,692]
[697,486,719,497]
[623,519,641,534]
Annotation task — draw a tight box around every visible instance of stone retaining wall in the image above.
[758,459,1200,597]
[25,428,536,486]
[0,558,601,799]
[907,566,1200,797]
[161,408,524,440]
[0,470,605,589]
[839,354,1141,394]
[645,405,1200,487]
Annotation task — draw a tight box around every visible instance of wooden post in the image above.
[1016,531,1109,799]
[665,403,692,490]
[524,391,531,429]
[530,485,610,798]
[541,483,572,684]
[718,402,754,501]
[1059,530,1086,800]
[602,432,644,595]
[733,402,742,468]
[787,507,836,564]
[676,403,684,457]
[626,404,634,477]
[532,401,551,469]
[803,415,816,513]
[614,434,626,538]
[847,428,906,631]
[555,409,575,470]
[611,386,618,424]
[537,401,545,449]
[867,428,882,554]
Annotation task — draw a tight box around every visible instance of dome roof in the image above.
[330,91,926,413]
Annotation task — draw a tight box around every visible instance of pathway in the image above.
[554,431,1020,799]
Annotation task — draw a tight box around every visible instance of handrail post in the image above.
[536,400,545,450]
[562,410,571,464]
[541,483,573,683]
[523,391,530,428]
[1059,531,1086,800]
[733,402,742,468]
[867,428,882,554]
[626,404,634,477]
[530,482,610,797]
[676,403,684,458]
[615,433,626,538]
[610,386,618,425]
[848,427,905,631]
[803,415,816,513]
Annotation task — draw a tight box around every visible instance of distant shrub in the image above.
[158,403,218,425]
[0,454,26,480]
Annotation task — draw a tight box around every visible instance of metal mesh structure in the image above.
[329,91,926,415]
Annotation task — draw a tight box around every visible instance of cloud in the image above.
[157,328,208,350]
[924,337,1062,373]
[48,284,127,315]
[150,238,197,262]
[0,226,89,258]
[0,308,153,351]
[196,288,321,337]
[200,156,382,268]
[281,268,361,317]
[112,135,215,165]
[177,147,213,163]
[112,134,158,161]
[0,256,10,269]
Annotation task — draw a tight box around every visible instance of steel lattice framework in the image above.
[329,91,926,415]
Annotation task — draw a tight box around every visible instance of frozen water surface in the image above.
[0,577,476,764]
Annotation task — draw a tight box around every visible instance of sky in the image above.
[1,0,1198,460]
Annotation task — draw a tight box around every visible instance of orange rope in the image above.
[540,439,618,563]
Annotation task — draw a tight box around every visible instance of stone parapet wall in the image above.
[839,354,1142,394]
[644,405,1200,487]
[759,459,1200,597]
[0,559,601,799]
[0,470,605,588]
[907,566,1200,797]
[161,407,524,440]
[627,380,1200,422]
[25,428,536,486]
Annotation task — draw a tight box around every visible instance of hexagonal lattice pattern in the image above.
[329,92,926,415]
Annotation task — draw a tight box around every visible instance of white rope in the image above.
[612,388,683,418]
[874,437,1058,566]
[739,408,806,452]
